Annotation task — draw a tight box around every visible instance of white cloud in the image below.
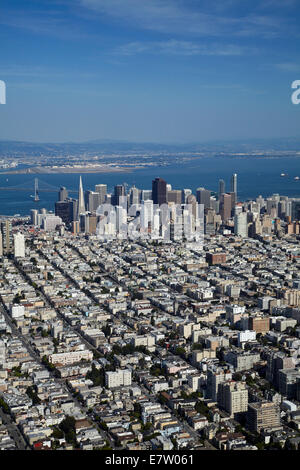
[79,0,292,38]
[114,40,250,57]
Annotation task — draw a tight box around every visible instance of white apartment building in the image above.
[14,232,25,258]
[105,368,132,389]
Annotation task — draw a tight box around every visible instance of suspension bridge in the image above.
[0,178,78,198]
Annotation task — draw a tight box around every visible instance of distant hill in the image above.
[0,136,300,157]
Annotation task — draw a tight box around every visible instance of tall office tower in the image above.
[186,194,197,219]
[292,200,300,221]
[85,214,98,234]
[30,209,38,226]
[278,199,287,219]
[1,220,12,254]
[230,173,237,197]
[256,195,265,210]
[204,208,216,235]
[55,200,74,225]
[152,177,167,205]
[141,190,152,201]
[85,190,100,212]
[112,184,126,206]
[95,184,107,204]
[77,176,86,218]
[166,183,172,191]
[234,211,248,237]
[167,189,182,205]
[14,232,25,258]
[286,200,292,218]
[141,200,154,231]
[266,198,278,217]
[218,381,248,419]
[182,189,192,204]
[129,185,140,206]
[247,401,281,433]
[219,193,232,222]
[229,192,236,214]
[68,199,78,223]
[58,186,68,202]
[219,179,225,199]
[0,231,3,257]
[196,187,211,209]
[210,197,219,213]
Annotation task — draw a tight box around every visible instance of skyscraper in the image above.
[219,179,225,199]
[95,184,107,204]
[1,220,12,254]
[112,185,126,206]
[77,176,86,219]
[167,190,182,205]
[231,173,237,197]
[85,191,101,212]
[129,185,140,206]
[58,187,68,202]
[196,187,211,209]
[219,193,232,222]
[234,211,248,237]
[152,177,167,205]
[30,209,38,226]
[182,189,192,204]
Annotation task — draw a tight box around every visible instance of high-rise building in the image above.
[55,200,73,225]
[85,190,101,212]
[1,220,12,254]
[219,179,225,199]
[58,186,68,202]
[234,211,248,237]
[206,367,232,401]
[141,190,152,201]
[292,200,300,221]
[196,187,211,209]
[218,381,248,419]
[30,209,38,226]
[266,351,295,388]
[182,189,192,204]
[112,185,126,206]
[0,231,3,257]
[247,401,281,433]
[152,177,167,205]
[167,190,182,205]
[129,186,140,206]
[14,232,25,258]
[95,184,107,205]
[231,173,237,196]
[219,193,232,222]
[77,176,86,219]
[141,200,153,231]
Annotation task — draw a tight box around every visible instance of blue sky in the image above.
[1,0,300,143]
